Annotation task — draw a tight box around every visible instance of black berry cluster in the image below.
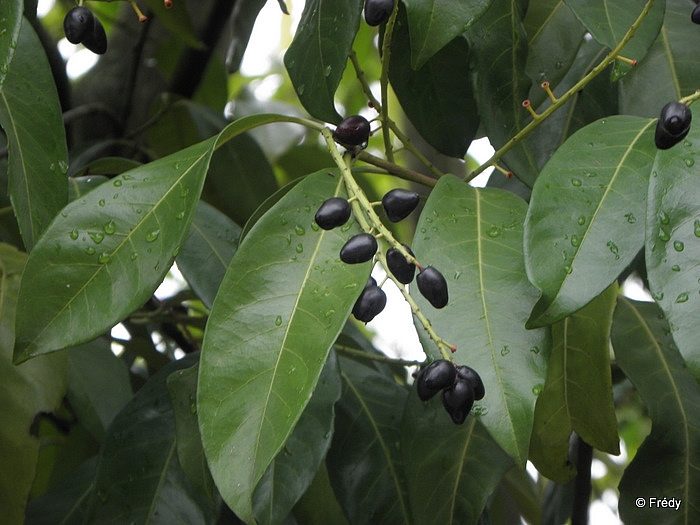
[63,6,107,55]
[352,277,387,322]
[416,360,485,425]
[655,101,692,150]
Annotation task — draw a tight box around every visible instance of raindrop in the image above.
[98,199,106,207]
[685,158,695,167]
[275,315,282,326]
[175,211,185,220]
[675,292,689,303]
[530,346,541,354]
[532,384,543,395]
[652,291,664,301]
[570,235,580,247]
[453,271,462,280]
[324,65,332,77]
[340,222,352,232]
[146,229,160,242]
[287,366,296,375]
[98,252,111,264]
[571,178,582,187]
[130,252,138,261]
[500,346,510,356]
[694,220,700,237]
[325,309,335,318]
[311,222,319,231]
[113,179,123,187]
[295,225,305,236]
[673,241,684,252]
[577,216,587,226]
[672,265,681,272]
[85,247,96,255]
[659,210,670,224]
[624,212,637,224]
[103,220,116,234]
[658,229,670,242]
[296,84,305,96]
[564,265,573,274]
[487,226,501,238]
[89,232,104,244]
[606,240,620,259]
[472,405,488,416]
[280,217,288,225]
[69,229,79,240]
[296,243,304,253]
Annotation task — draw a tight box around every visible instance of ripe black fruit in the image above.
[333,115,371,148]
[456,365,485,401]
[364,0,394,26]
[655,101,692,150]
[692,4,700,24]
[81,15,107,55]
[386,244,416,284]
[315,197,351,230]
[352,277,387,323]
[381,188,420,222]
[442,379,475,425]
[340,233,377,264]
[63,7,94,44]
[415,359,456,401]
[416,266,448,308]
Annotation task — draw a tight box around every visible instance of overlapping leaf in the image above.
[524,116,656,327]
[0,17,68,251]
[284,0,363,123]
[403,0,492,68]
[411,175,549,466]
[197,170,371,523]
[327,356,411,525]
[613,297,700,524]
[529,285,619,483]
[645,122,700,378]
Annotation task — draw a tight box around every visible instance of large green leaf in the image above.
[403,0,492,68]
[197,170,371,523]
[401,393,514,525]
[645,121,700,377]
[613,297,700,525]
[620,0,700,117]
[0,0,21,86]
[253,351,342,525]
[0,243,67,525]
[326,356,411,525]
[524,116,656,327]
[411,175,549,467]
[0,17,68,251]
[283,0,363,123]
[388,5,478,158]
[529,285,620,483]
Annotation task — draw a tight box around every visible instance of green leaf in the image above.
[0,17,68,251]
[620,0,700,117]
[465,0,538,186]
[85,354,219,524]
[66,339,133,442]
[293,463,349,525]
[253,351,342,525]
[177,201,241,309]
[144,0,202,49]
[524,116,656,327]
[403,0,492,68]
[564,0,664,79]
[645,122,700,378]
[613,297,700,524]
[388,5,478,158]
[411,175,549,467]
[13,136,217,362]
[197,170,370,523]
[0,0,21,86]
[0,243,67,525]
[326,356,411,525]
[226,0,268,73]
[283,0,363,123]
[529,284,620,483]
[401,393,514,525]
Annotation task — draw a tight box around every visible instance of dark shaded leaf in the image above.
[226,0,270,73]
[0,0,21,86]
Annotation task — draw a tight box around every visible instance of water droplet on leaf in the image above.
[89,232,104,244]
[676,292,689,303]
[69,229,79,240]
[146,230,160,242]
[674,241,684,252]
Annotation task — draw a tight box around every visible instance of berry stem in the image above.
[334,344,426,367]
[378,2,400,164]
[466,0,656,183]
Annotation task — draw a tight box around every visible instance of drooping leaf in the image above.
[326,356,411,525]
[403,0,492,68]
[283,0,363,123]
[85,353,219,524]
[226,0,268,73]
[620,0,700,117]
[0,17,68,251]
[388,5,478,158]
[411,174,549,467]
[0,243,67,525]
[645,121,700,378]
[197,170,371,523]
[177,201,241,309]
[613,297,700,524]
[253,351,342,525]
[529,284,620,483]
[524,115,656,327]
[0,0,21,86]
[401,392,514,525]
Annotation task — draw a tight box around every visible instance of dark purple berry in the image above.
[333,115,371,148]
[416,266,448,308]
[442,379,475,424]
[340,233,377,264]
[386,244,416,284]
[63,7,94,44]
[456,365,485,401]
[692,4,700,24]
[315,197,351,230]
[364,0,394,26]
[415,359,456,401]
[352,277,387,323]
[655,101,692,150]
[381,188,420,222]
[81,13,107,55]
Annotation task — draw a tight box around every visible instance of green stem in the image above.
[334,344,425,367]
[379,3,400,163]
[466,0,656,182]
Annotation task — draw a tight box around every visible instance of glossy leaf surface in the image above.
[0,18,68,251]
[525,116,656,327]
[645,122,700,377]
[529,285,619,483]
[197,170,370,523]
[412,175,549,466]
[613,297,700,524]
